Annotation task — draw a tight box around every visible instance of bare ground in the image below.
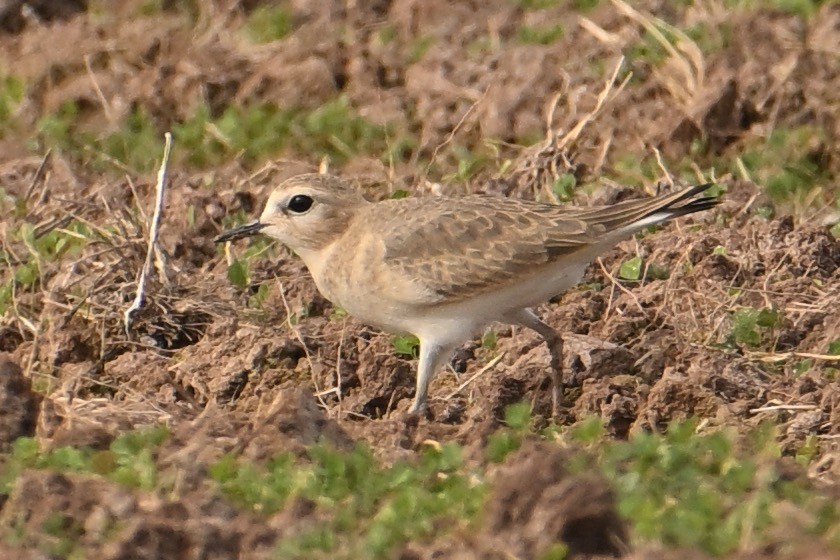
[1,0,840,558]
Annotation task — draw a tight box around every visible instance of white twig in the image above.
[749,404,818,414]
[275,279,329,410]
[748,351,840,363]
[84,54,116,126]
[124,132,172,336]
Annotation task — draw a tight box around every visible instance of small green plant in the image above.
[244,5,293,43]
[441,144,492,183]
[736,126,831,205]
[392,334,420,357]
[611,154,661,186]
[481,330,498,349]
[40,512,84,559]
[515,0,561,9]
[619,255,643,281]
[211,441,485,559]
[326,307,347,322]
[408,35,435,63]
[375,25,397,45]
[486,403,533,463]
[0,220,95,314]
[516,23,564,45]
[1,426,169,496]
[137,0,200,18]
[33,96,391,173]
[36,100,80,148]
[724,0,830,19]
[0,75,25,132]
[551,174,577,201]
[571,418,839,555]
[729,306,781,347]
[99,107,164,171]
[227,260,250,288]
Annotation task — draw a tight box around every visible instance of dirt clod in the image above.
[486,440,627,558]
[0,354,39,452]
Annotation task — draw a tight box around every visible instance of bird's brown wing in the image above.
[376,196,602,304]
[375,184,716,305]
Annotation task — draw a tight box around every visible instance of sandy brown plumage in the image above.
[215,174,719,416]
[355,185,715,304]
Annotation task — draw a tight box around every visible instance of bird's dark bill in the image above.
[214,221,267,243]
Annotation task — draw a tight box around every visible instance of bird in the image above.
[215,173,719,417]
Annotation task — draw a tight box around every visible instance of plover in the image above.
[216,173,718,416]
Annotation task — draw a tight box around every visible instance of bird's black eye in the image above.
[287,194,314,214]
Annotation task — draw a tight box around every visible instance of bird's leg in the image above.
[508,309,565,417]
[408,340,453,415]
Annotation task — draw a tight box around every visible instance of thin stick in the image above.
[23,148,52,203]
[334,318,346,402]
[275,279,329,410]
[444,351,506,400]
[749,351,840,363]
[556,56,628,150]
[124,132,172,336]
[84,54,116,125]
[424,88,488,179]
[749,404,818,414]
[597,257,646,314]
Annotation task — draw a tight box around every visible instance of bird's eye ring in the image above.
[287,194,314,214]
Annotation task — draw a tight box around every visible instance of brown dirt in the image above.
[1,0,840,558]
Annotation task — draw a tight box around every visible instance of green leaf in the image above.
[482,330,497,349]
[392,334,420,357]
[755,308,780,328]
[827,339,840,356]
[731,308,760,346]
[485,431,520,463]
[227,260,249,288]
[504,402,532,431]
[570,416,604,443]
[551,173,577,201]
[619,256,643,281]
[329,306,348,320]
[14,261,38,286]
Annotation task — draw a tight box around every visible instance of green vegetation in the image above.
[0,220,94,316]
[244,4,293,43]
[442,144,493,183]
[2,408,839,557]
[30,96,392,173]
[408,35,435,63]
[575,418,839,555]
[0,75,25,133]
[619,255,643,281]
[1,426,169,494]
[516,23,564,45]
[211,442,484,559]
[485,402,533,462]
[550,173,577,201]
[135,0,200,19]
[728,306,782,348]
[736,126,830,204]
[725,0,835,19]
[610,125,834,214]
[391,334,420,357]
